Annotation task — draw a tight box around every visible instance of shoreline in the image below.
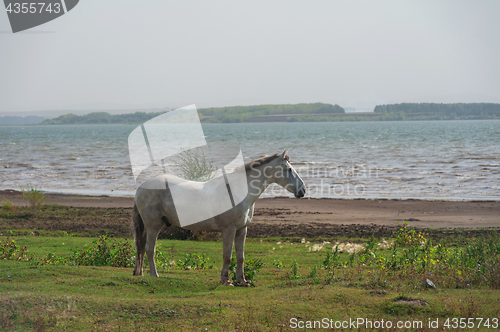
[2,190,499,229]
[2,189,499,203]
[2,118,500,127]
[6,119,499,126]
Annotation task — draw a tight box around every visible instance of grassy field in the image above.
[1,233,499,331]
[0,203,499,331]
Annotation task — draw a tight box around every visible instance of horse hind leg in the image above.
[220,227,236,285]
[234,227,250,287]
[133,233,147,276]
[132,204,146,276]
[145,226,162,277]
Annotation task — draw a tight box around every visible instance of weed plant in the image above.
[0,199,19,214]
[228,257,264,286]
[176,253,214,270]
[0,236,33,261]
[69,234,134,267]
[175,147,216,182]
[19,183,45,215]
[287,260,301,280]
[165,148,220,241]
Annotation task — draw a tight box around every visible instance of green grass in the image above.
[1,233,499,331]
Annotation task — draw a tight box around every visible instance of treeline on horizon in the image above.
[38,102,500,125]
[40,111,166,125]
[373,103,500,121]
[40,103,344,125]
[198,103,344,123]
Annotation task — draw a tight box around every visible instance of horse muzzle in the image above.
[295,186,306,198]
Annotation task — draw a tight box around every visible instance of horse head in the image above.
[273,150,306,198]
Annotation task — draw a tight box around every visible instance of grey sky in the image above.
[1,0,499,115]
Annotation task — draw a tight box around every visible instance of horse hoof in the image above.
[220,281,234,286]
[236,281,251,287]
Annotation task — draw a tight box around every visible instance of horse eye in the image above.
[288,168,292,173]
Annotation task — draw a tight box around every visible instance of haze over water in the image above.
[0,120,499,200]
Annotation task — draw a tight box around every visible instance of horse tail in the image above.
[132,203,144,241]
[132,203,146,275]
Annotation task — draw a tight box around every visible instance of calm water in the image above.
[0,120,499,200]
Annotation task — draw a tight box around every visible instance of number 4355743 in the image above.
[5,3,61,14]
[444,318,498,329]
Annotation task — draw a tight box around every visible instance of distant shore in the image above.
[2,190,498,229]
[2,102,496,125]
[3,116,500,126]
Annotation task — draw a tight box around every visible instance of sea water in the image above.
[0,120,499,200]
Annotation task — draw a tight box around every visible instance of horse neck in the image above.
[245,162,276,204]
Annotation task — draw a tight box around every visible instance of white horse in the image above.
[132,150,306,286]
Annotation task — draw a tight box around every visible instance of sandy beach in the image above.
[2,190,498,230]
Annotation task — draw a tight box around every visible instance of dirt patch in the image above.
[1,205,498,240]
[247,221,499,240]
[369,290,387,296]
[254,208,330,216]
[0,205,133,237]
[2,191,499,229]
[247,222,399,239]
[394,298,428,306]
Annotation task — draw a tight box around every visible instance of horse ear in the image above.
[280,149,288,160]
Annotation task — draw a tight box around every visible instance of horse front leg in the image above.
[235,227,250,287]
[220,227,236,285]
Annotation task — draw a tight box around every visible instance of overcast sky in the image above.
[1,0,499,115]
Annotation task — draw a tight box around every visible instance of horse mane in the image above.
[244,153,289,170]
